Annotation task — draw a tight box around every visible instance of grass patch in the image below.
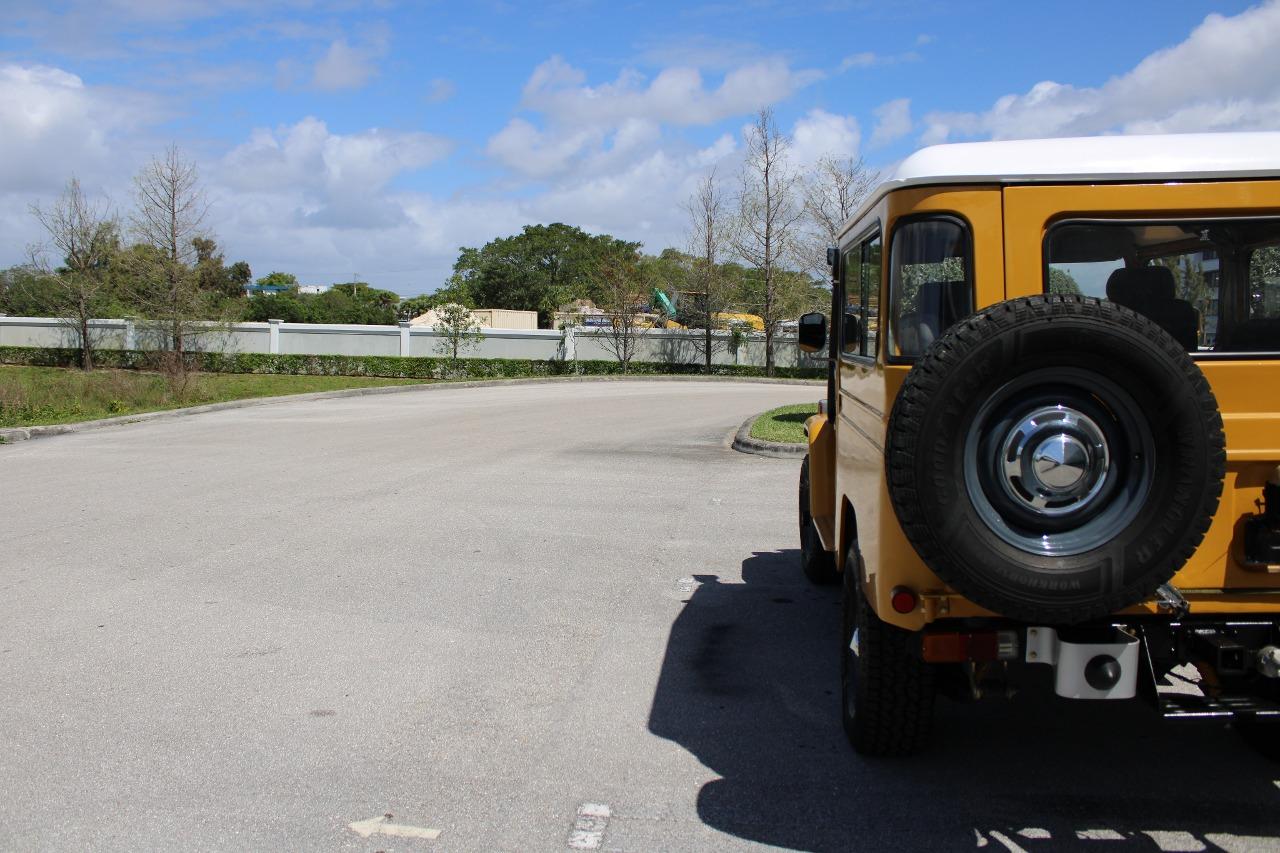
[0,366,425,428]
[749,402,818,444]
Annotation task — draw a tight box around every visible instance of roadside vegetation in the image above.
[750,402,818,444]
[0,108,878,378]
[0,365,422,429]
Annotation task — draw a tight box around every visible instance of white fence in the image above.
[0,316,821,369]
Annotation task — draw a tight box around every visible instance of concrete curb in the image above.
[0,373,823,446]
[730,414,808,459]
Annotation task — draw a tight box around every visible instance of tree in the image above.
[683,170,736,372]
[1156,255,1212,318]
[397,294,436,322]
[126,145,219,364]
[1251,246,1280,316]
[432,302,483,363]
[1048,267,1083,295]
[595,249,648,374]
[26,178,120,370]
[733,108,805,376]
[255,271,299,290]
[801,155,878,278]
[450,224,640,326]
[241,292,311,323]
[193,237,252,298]
[0,266,59,316]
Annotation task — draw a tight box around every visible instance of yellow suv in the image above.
[796,132,1280,756]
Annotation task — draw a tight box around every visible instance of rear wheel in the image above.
[841,544,935,756]
[798,455,838,585]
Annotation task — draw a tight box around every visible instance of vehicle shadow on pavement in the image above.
[648,550,1280,852]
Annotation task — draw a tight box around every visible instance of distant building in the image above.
[244,283,329,297]
[554,299,607,328]
[411,308,539,330]
[244,283,293,297]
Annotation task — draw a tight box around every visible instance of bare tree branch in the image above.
[124,144,219,366]
[732,107,806,376]
[800,155,879,277]
[682,169,735,371]
[594,250,648,374]
[27,177,119,370]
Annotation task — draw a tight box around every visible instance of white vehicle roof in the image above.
[841,132,1280,240]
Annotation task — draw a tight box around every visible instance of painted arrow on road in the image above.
[348,814,441,841]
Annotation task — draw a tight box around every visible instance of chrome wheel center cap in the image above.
[1031,434,1090,491]
[996,405,1111,517]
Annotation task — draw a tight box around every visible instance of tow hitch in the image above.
[1025,626,1141,699]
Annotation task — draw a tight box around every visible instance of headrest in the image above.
[1106,266,1177,307]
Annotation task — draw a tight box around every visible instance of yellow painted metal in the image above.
[833,188,1004,629]
[824,177,1280,630]
[1003,180,1280,604]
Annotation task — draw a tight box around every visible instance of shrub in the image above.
[0,346,823,381]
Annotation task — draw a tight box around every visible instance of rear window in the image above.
[1045,219,1280,354]
[888,216,973,359]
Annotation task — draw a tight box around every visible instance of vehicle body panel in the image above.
[821,177,1280,630]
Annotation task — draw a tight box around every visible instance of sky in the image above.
[2,0,1278,296]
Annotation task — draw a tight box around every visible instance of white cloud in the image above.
[221,115,455,199]
[311,35,385,91]
[486,54,821,179]
[838,50,920,72]
[838,52,876,71]
[485,118,601,179]
[519,54,822,130]
[791,109,861,169]
[922,1,1280,142]
[425,78,456,104]
[869,98,912,148]
[0,64,160,195]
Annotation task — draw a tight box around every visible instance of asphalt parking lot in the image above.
[3,380,1280,852]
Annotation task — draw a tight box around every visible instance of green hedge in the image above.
[0,346,823,381]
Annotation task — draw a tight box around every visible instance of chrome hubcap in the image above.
[998,406,1109,517]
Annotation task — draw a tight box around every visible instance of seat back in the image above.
[1105,266,1199,350]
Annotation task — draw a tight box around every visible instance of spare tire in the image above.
[886,294,1225,624]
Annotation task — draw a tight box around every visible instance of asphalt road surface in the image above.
[3,380,1280,852]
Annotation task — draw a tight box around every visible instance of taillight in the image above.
[922,630,1020,663]
[890,586,918,614]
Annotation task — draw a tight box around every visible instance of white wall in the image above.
[0,316,823,369]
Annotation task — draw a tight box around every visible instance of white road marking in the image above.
[568,802,611,850]
[348,814,441,841]
[1142,831,1206,852]
[974,828,989,847]
[1077,829,1126,841]
[1017,828,1051,839]
[1206,833,1280,852]
[989,830,1029,852]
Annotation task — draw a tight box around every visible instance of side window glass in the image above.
[863,236,881,357]
[1249,245,1280,320]
[1148,253,1219,348]
[842,245,863,356]
[889,218,972,358]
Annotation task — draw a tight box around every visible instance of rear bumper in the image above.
[921,614,1280,719]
